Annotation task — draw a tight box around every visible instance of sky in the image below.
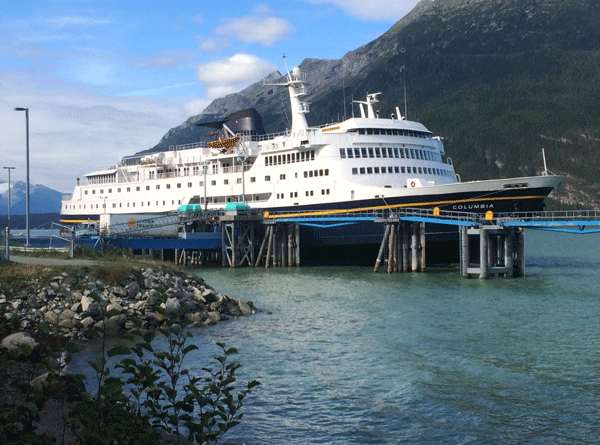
[1,0,422,193]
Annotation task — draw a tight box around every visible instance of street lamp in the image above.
[3,167,15,233]
[14,107,30,246]
[203,162,208,210]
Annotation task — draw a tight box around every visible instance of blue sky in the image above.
[1,0,422,192]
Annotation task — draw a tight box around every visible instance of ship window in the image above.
[100,189,104,193]
[310,190,314,196]
[108,189,112,193]
[156,185,160,190]
[166,184,170,189]
[265,175,270,181]
[361,147,367,158]
[309,171,313,177]
[368,147,374,158]
[85,190,88,195]
[127,187,131,192]
[325,169,329,175]
[250,177,256,183]
[319,169,323,176]
[388,148,393,158]
[352,168,358,175]
[340,148,346,159]
[358,129,365,135]
[304,171,308,178]
[367,129,373,135]
[287,154,291,163]
[211,180,216,185]
[163,201,165,205]
[177,183,181,188]
[133,202,135,207]
[401,167,406,173]
[382,148,387,158]
[393,148,399,158]
[146,186,150,190]
[188,182,192,187]
[237,178,242,184]
[367,167,373,174]
[375,147,381,158]
[360,167,366,174]
[374,167,380,174]
[311,150,315,160]
[224,179,228,185]
[199,181,204,186]
[322,189,325,195]
[118,188,121,192]
[136,186,140,191]
[280,174,286,180]
[395,166,400,173]
[141,202,143,206]
[347,148,353,159]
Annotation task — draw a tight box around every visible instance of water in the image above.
[71,230,600,444]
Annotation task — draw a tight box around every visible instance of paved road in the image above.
[9,255,99,267]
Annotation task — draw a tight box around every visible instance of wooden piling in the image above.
[387,223,396,273]
[374,224,391,273]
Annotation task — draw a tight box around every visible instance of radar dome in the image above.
[292,67,302,77]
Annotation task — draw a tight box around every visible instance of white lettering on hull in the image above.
[451,204,495,211]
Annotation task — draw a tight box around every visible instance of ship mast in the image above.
[266,55,310,135]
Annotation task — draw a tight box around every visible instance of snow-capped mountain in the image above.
[0,180,64,215]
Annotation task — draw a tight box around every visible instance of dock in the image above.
[7,208,597,278]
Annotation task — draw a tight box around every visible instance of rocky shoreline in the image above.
[1,264,255,341]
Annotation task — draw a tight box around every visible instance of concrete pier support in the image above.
[463,226,525,279]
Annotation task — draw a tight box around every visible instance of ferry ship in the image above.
[61,59,562,256]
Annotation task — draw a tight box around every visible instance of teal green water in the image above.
[75,230,600,443]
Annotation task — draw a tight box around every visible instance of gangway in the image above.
[99,210,224,237]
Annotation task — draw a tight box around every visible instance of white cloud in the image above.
[303,0,419,21]
[215,9,294,45]
[196,53,277,99]
[184,99,212,117]
[1,73,190,193]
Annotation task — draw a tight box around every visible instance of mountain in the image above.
[0,180,64,215]
[142,0,600,208]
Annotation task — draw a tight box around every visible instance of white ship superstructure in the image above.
[61,59,561,223]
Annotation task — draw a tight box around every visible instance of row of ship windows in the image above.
[83,169,331,195]
[65,199,182,210]
[352,166,454,177]
[265,150,315,166]
[340,147,442,162]
[64,195,277,210]
[276,189,330,199]
[352,128,430,138]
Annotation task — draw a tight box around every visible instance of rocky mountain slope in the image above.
[144,0,600,208]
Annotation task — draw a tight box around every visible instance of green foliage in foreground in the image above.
[0,295,260,445]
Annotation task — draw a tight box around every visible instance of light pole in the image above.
[203,162,208,210]
[237,155,248,203]
[14,107,30,246]
[3,167,15,233]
